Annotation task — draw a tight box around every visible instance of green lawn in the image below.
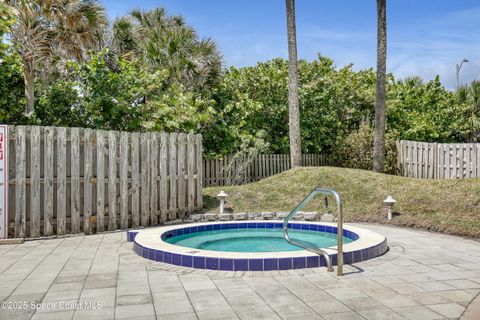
[204,167,480,238]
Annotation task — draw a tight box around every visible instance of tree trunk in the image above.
[23,60,35,114]
[286,0,302,167]
[373,0,387,173]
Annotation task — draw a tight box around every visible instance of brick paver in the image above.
[0,223,479,320]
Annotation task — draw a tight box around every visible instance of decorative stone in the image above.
[275,212,289,219]
[164,219,183,225]
[204,213,218,221]
[261,212,274,220]
[320,213,335,222]
[247,212,262,220]
[303,212,319,221]
[292,213,304,220]
[187,214,204,222]
[233,212,247,220]
[219,213,233,221]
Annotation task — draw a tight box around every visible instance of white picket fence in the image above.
[6,126,203,238]
[396,140,480,179]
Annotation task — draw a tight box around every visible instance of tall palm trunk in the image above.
[373,0,387,172]
[286,0,301,167]
[23,59,35,114]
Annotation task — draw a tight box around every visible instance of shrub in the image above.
[332,122,398,174]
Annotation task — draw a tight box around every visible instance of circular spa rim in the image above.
[130,221,387,271]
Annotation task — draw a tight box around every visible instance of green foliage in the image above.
[34,82,85,127]
[73,54,151,131]
[388,76,462,142]
[0,51,25,124]
[332,122,398,174]
[1,2,478,173]
[0,4,25,123]
[0,3,16,35]
[33,52,213,133]
[203,56,376,156]
[112,8,221,93]
[456,81,480,142]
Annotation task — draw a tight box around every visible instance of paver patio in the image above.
[0,223,479,320]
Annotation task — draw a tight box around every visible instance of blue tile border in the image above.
[132,221,388,271]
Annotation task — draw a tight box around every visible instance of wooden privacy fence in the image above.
[396,140,480,179]
[204,153,326,186]
[7,126,202,238]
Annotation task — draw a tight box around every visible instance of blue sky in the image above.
[103,0,480,89]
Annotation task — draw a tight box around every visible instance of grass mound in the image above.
[204,167,480,238]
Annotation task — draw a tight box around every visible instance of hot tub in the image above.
[129,221,387,271]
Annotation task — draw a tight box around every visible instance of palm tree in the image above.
[457,81,480,142]
[285,0,302,167]
[112,8,222,92]
[373,0,387,172]
[7,0,106,114]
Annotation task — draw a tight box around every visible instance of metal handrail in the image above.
[283,188,344,276]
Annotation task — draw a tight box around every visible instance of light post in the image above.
[383,196,396,221]
[217,191,228,214]
[456,58,469,89]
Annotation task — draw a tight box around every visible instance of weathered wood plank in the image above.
[14,126,26,238]
[169,133,178,219]
[150,132,159,225]
[83,129,93,234]
[187,134,195,212]
[140,132,150,226]
[131,132,140,228]
[177,133,186,218]
[108,131,118,230]
[119,132,129,229]
[56,127,67,235]
[43,127,54,236]
[159,133,168,222]
[70,128,80,234]
[196,134,203,209]
[96,130,105,232]
[30,126,41,237]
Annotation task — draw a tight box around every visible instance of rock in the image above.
[247,212,262,220]
[187,214,204,222]
[275,212,289,219]
[219,213,233,221]
[164,219,184,225]
[261,212,274,220]
[303,212,319,221]
[292,212,304,220]
[233,212,247,220]
[204,213,218,221]
[320,213,335,222]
